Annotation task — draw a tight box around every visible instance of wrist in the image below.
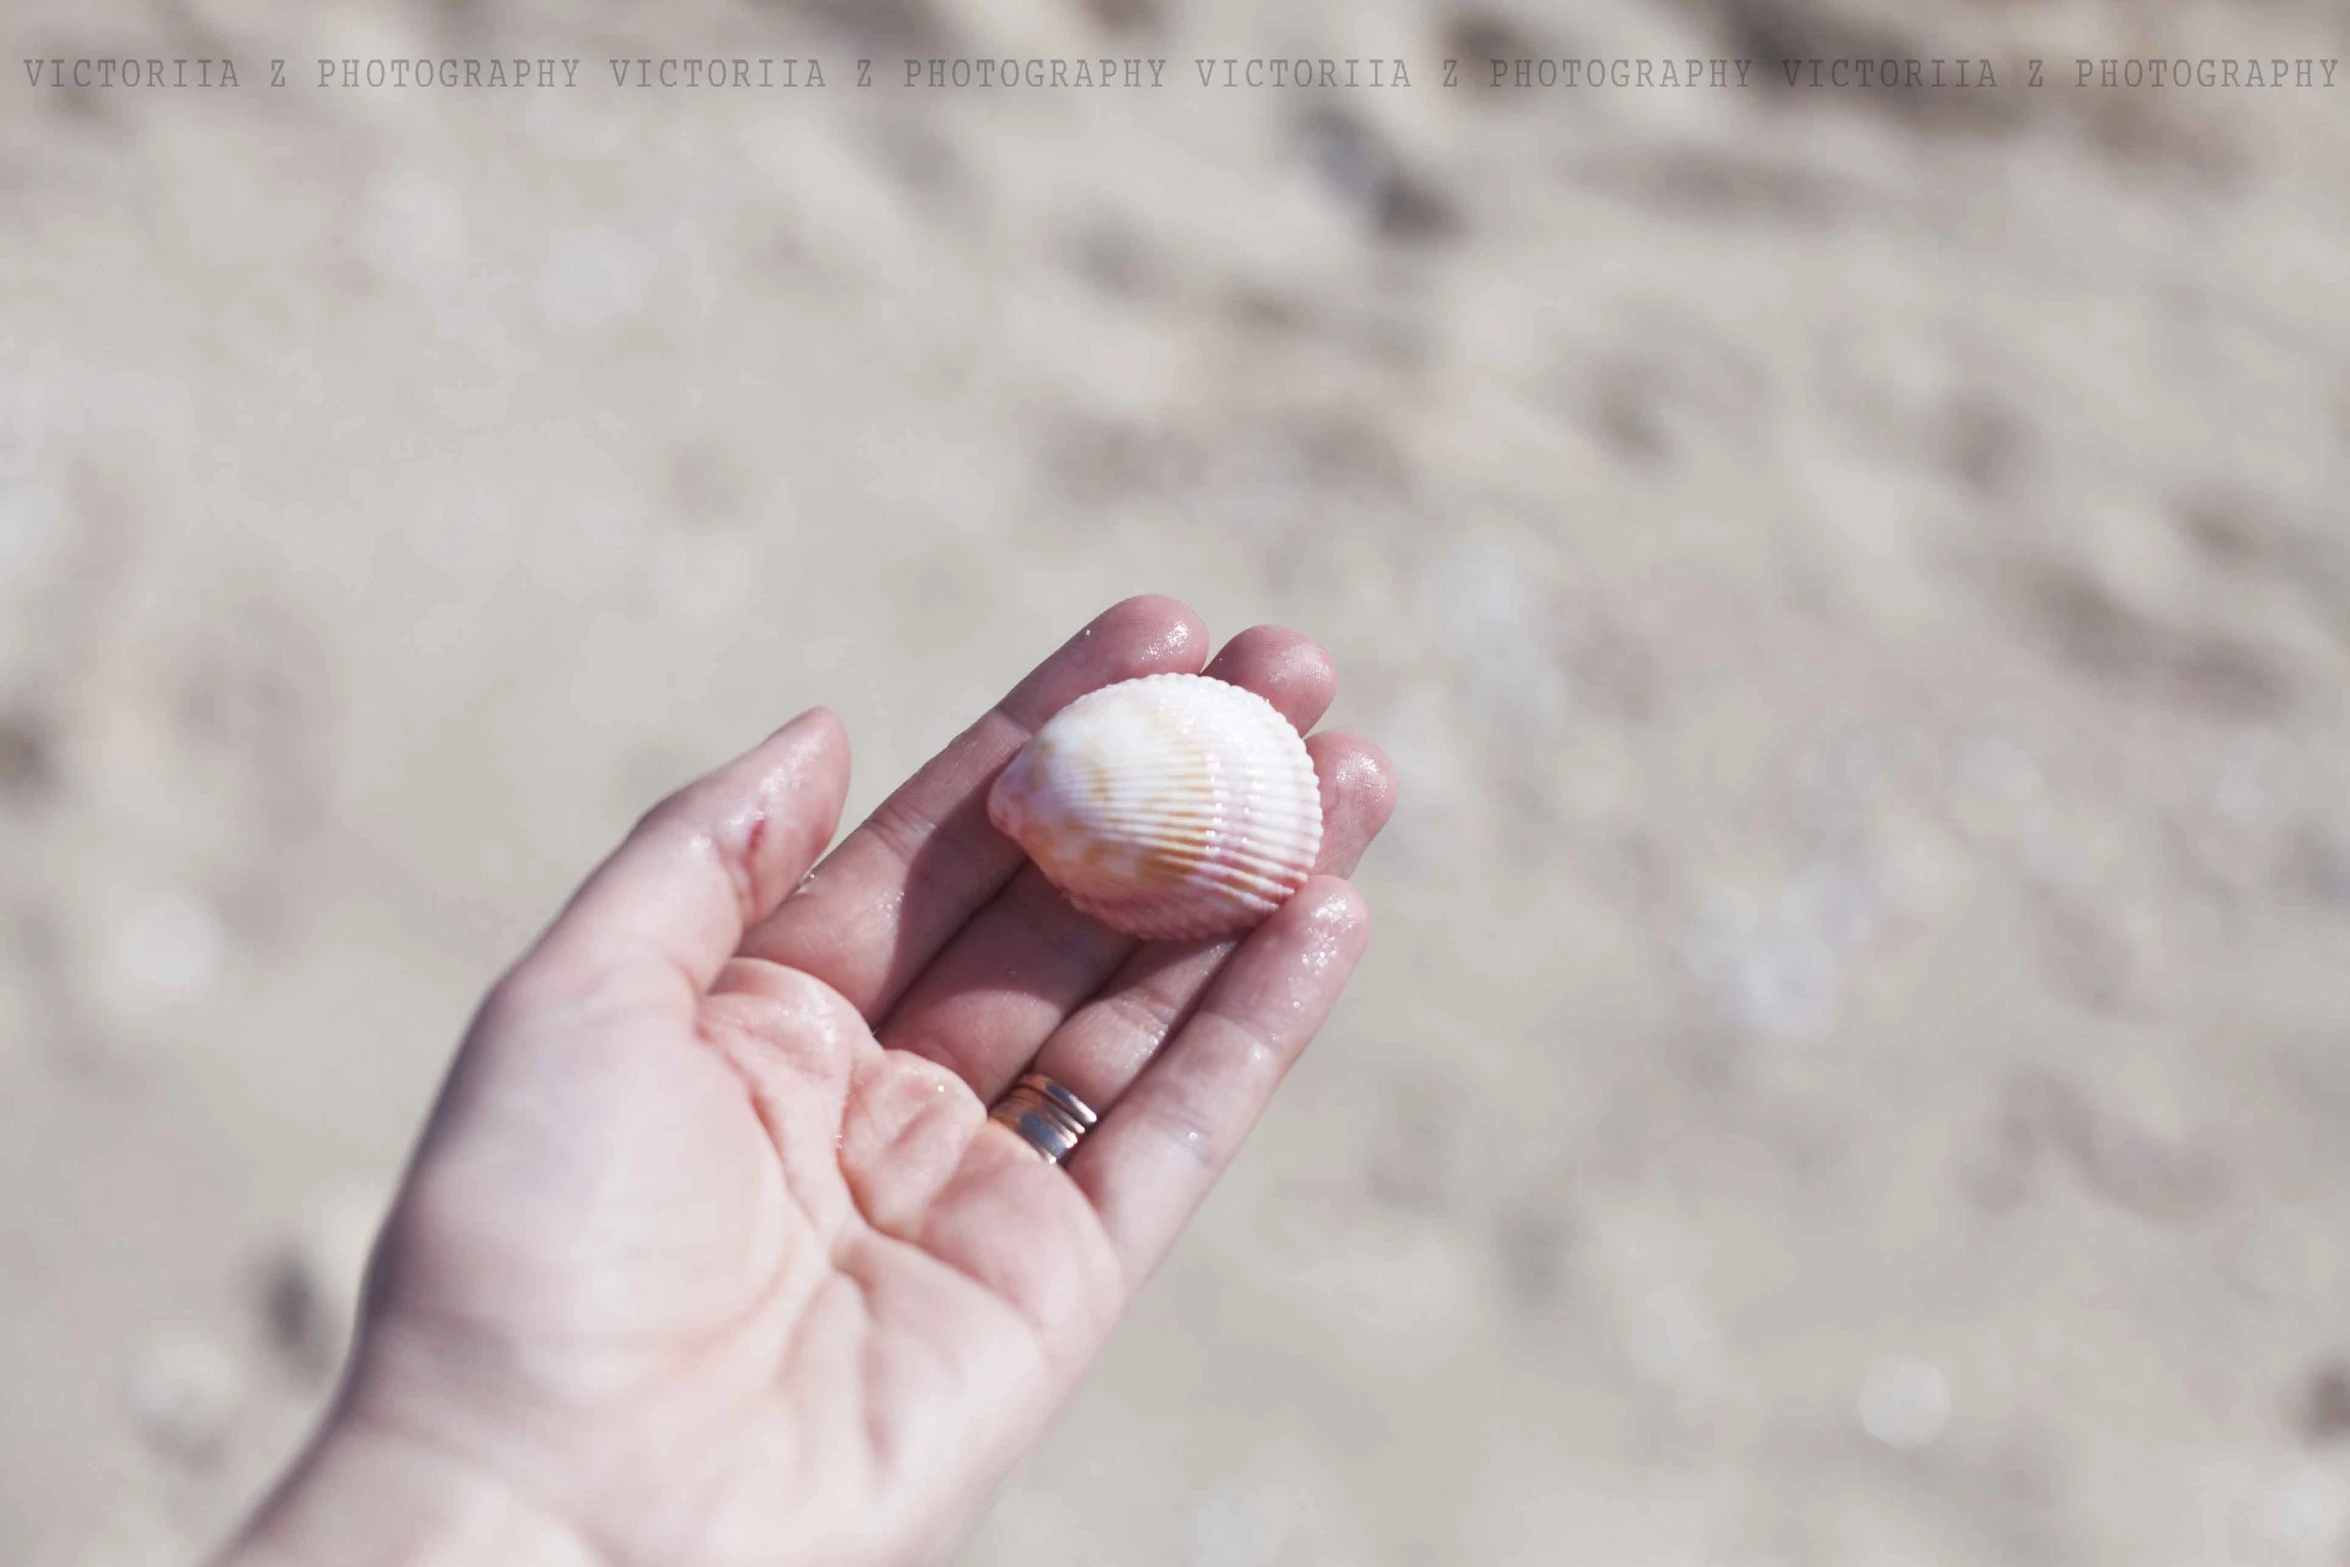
[218,1416,605,1567]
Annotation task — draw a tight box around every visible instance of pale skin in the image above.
[221,598,1397,1567]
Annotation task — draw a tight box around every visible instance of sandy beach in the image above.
[4,0,2350,1560]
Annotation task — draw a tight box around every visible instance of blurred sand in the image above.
[3,0,2349,1561]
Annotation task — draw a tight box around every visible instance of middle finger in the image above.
[873,625,1339,1093]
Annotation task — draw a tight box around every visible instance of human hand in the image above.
[222,598,1396,1567]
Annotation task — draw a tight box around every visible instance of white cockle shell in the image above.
[986,673,1324,941]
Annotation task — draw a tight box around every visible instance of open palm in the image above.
[228,599,1394,1567]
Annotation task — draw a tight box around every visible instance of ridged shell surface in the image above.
[986,673,1324,941]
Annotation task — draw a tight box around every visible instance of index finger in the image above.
[734,596,1209,1021]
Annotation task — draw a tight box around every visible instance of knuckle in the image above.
[1137,1087,1228,1174]
[1098,983,1185,1052]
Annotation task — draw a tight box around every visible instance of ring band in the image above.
[989,1073,1099,1165]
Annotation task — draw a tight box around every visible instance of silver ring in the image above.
[989,1073,1099,1166]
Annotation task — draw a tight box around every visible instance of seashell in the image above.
[987,673,1324,941]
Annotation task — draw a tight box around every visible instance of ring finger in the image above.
[1008,732,1393,1121]
[872,626,1340,1097]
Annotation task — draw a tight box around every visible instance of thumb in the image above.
[508,707,852,1016]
